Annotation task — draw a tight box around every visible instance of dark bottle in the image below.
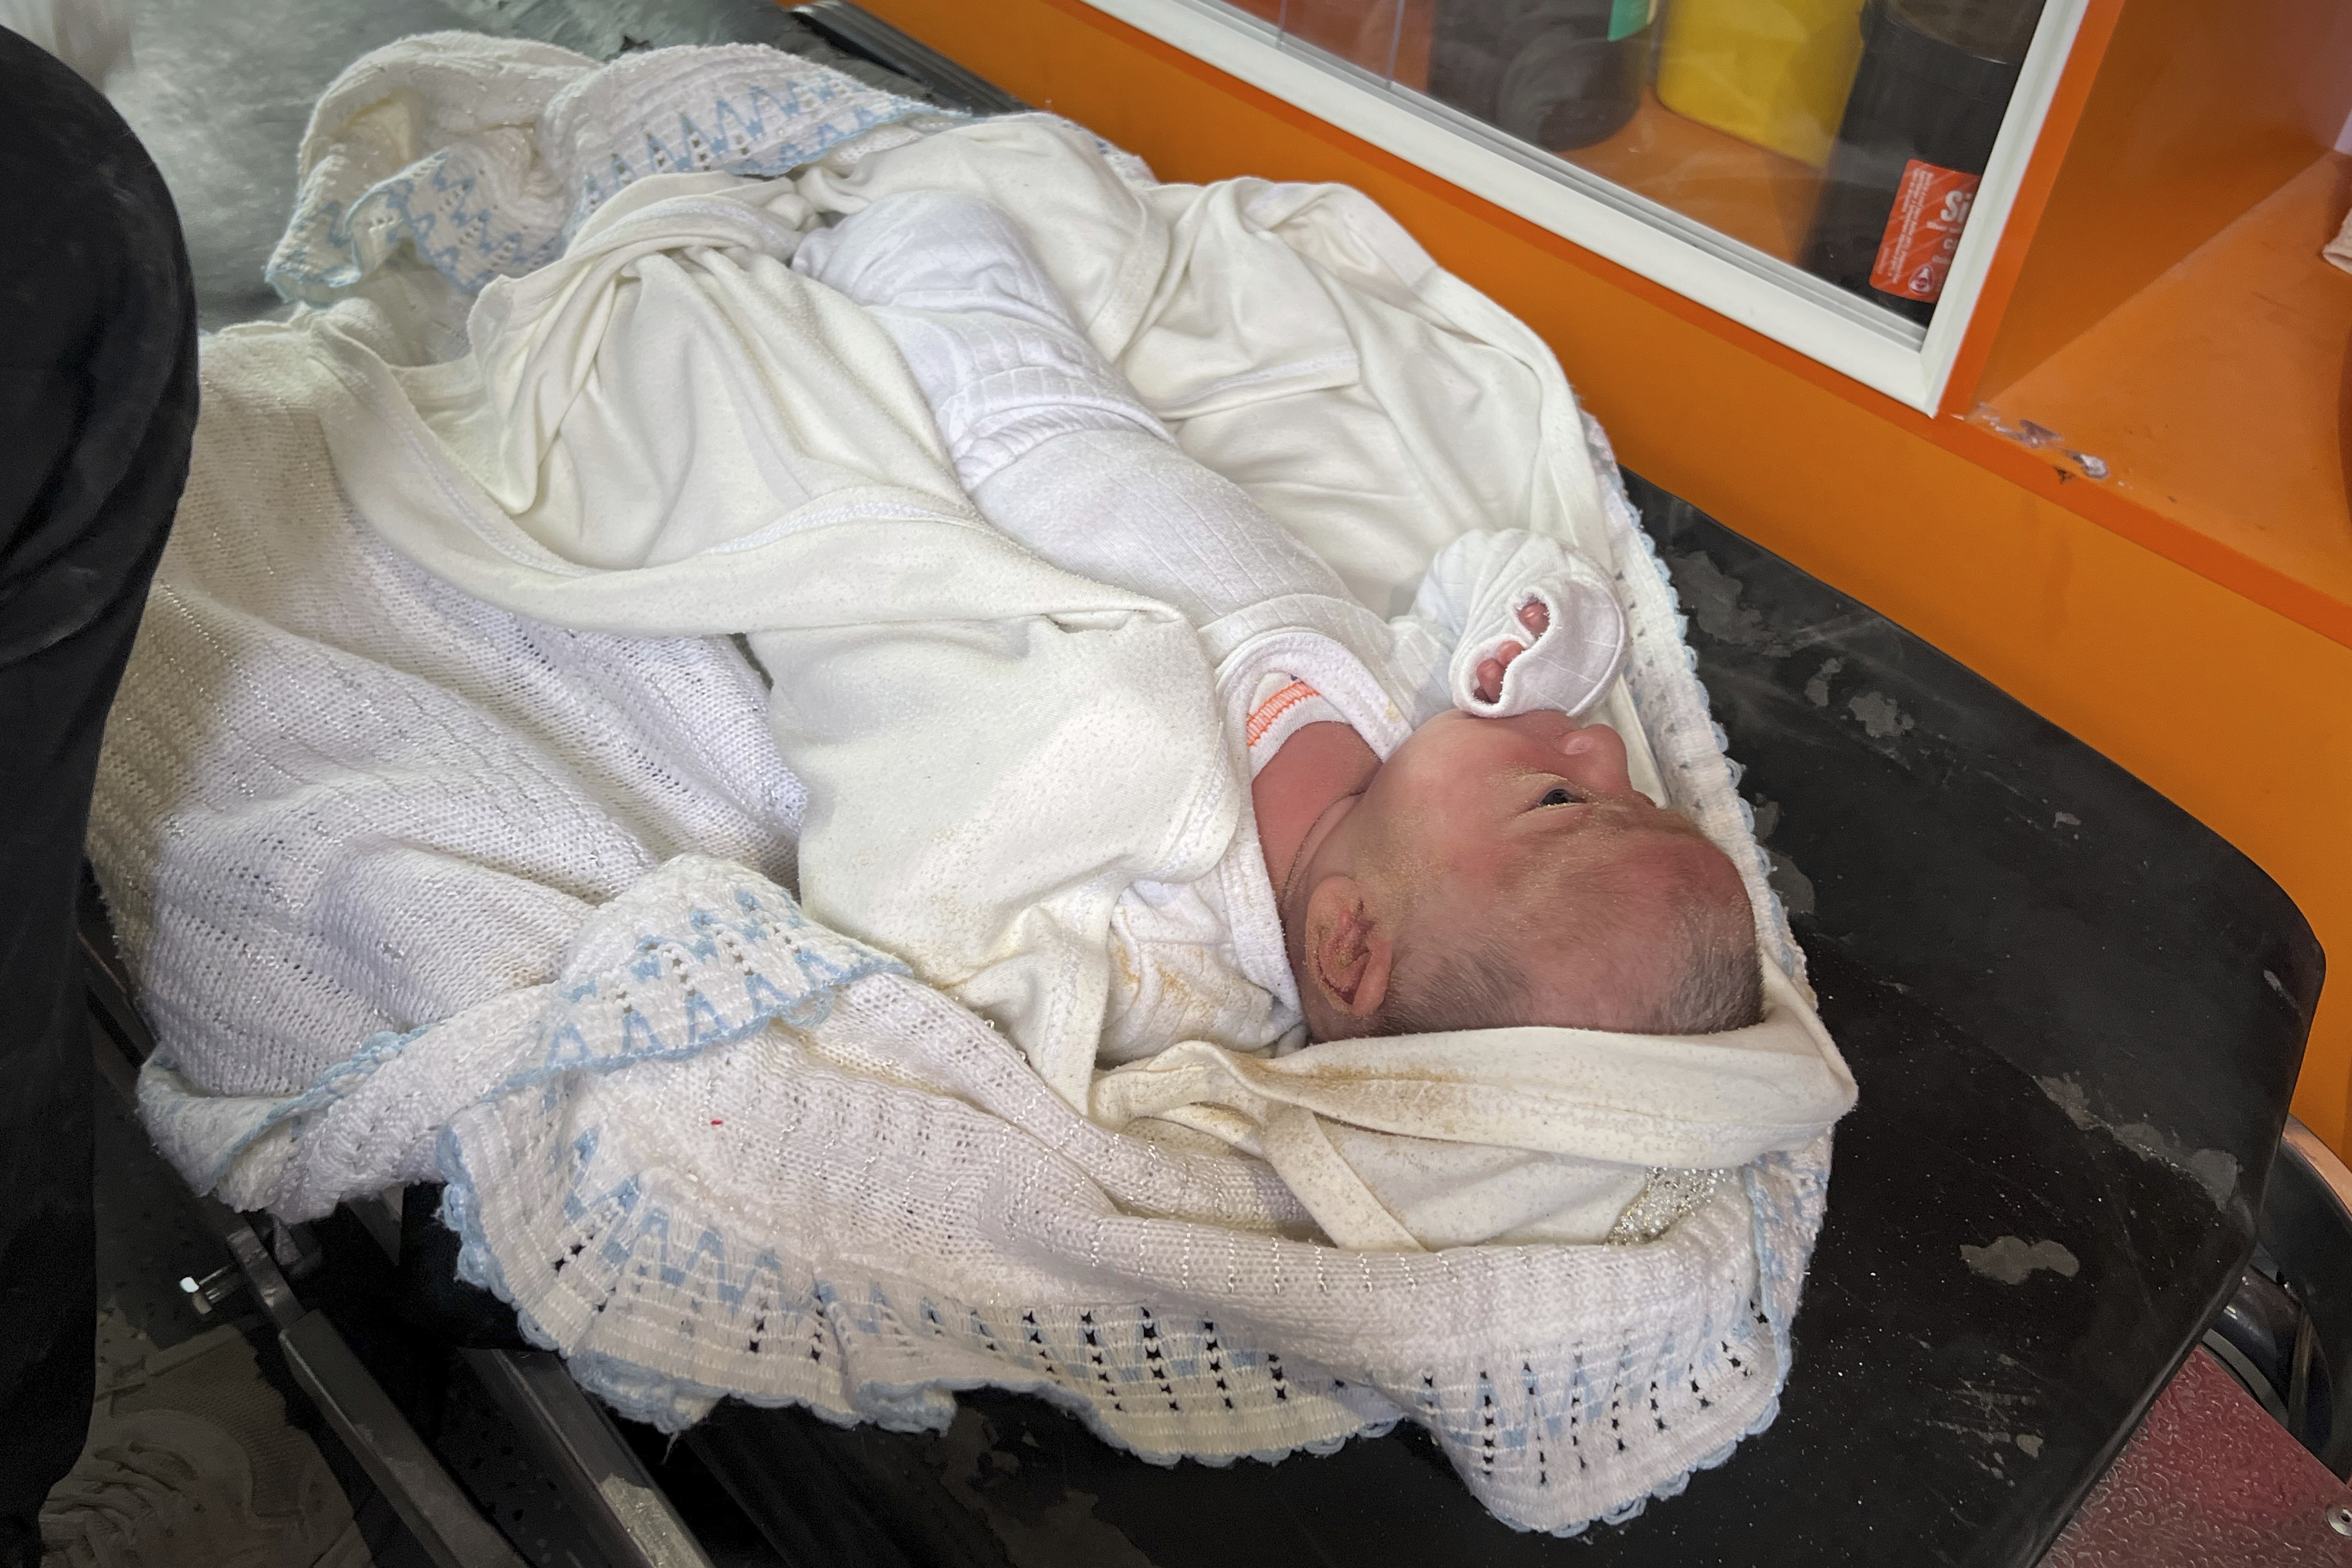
[1801,0,2043,324]
[1429,0,1656,152]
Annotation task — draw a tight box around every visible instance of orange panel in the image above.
[1974,0,2352,401]
[1937,0,2121,416]
[856,0,2352,1156]
[1987,154,2352,624]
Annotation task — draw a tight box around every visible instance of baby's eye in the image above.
[1540,787,1576,807]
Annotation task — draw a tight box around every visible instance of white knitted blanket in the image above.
[91,36,1837,1536]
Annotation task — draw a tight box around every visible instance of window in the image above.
[1080,0,2088,412]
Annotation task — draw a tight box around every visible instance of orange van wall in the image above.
[1973,0,2352,400]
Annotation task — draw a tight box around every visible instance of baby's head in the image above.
[1280,708,1761,1040]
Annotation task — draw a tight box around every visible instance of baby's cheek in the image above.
[1421,817,1518,887]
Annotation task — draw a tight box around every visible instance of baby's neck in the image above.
[1253,720,1379,906]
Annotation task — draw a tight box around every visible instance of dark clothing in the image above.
[0,27,196,1561]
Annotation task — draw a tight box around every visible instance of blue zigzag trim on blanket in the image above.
[450,884,906,1106]
[270,151,573,304]
[566,83,940,239]
[430,880,906,1348]
[181,1024,434,1193]
[433,1102,1824,1534]
[183,875,904,1193]
[268,73,951,305]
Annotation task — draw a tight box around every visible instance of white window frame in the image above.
[1075,0,2088,414]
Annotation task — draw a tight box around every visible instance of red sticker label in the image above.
[1870,160,1982,303]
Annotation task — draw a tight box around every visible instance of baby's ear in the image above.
[1305,876,1393,1024]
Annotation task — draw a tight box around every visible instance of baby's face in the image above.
[1353,708,1712,894]
[1329,708,1745,1032]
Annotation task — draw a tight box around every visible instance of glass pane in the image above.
[1271,0,1426,80]
[1265,0,2045,326]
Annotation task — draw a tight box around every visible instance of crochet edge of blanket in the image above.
[429,1023,1829,1539]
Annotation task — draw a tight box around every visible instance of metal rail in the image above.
[792,1,1029,114]
[465,1348,716,1568]
[87,1011,529,1568]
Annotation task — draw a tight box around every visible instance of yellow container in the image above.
[1655,0,1870,167]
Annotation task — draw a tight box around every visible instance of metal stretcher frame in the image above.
[76,7,2328,1564]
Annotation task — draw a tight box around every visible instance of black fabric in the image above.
[395,1184,532,1351]
[0,28,196,1563]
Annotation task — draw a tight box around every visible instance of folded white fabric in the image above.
[782,185,1842,1250]
[87,327,804,1100]
[800,189,1630,723]
[140,852,1829,1542]
[89,34,1853,1538]
[307,139,1853,1233]
[796,191,1177,491]
[1091,961,1845,1250]
[307,164,1237,1111]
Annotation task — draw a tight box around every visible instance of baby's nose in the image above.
[1552,719,1611,753]
[1554,720,1636,794]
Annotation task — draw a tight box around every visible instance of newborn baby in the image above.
[797,192,1759,1057]
[1258,671,1758,1043]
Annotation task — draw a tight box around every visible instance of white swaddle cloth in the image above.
[94,36,1855,1536]
[795,189,1632,723]
[789,188,1839,1248]
[298,114,1854,1256]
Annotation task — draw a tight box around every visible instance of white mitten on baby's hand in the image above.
[1435,534,1628,720]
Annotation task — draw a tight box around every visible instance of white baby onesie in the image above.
[796,191,1631,1062]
